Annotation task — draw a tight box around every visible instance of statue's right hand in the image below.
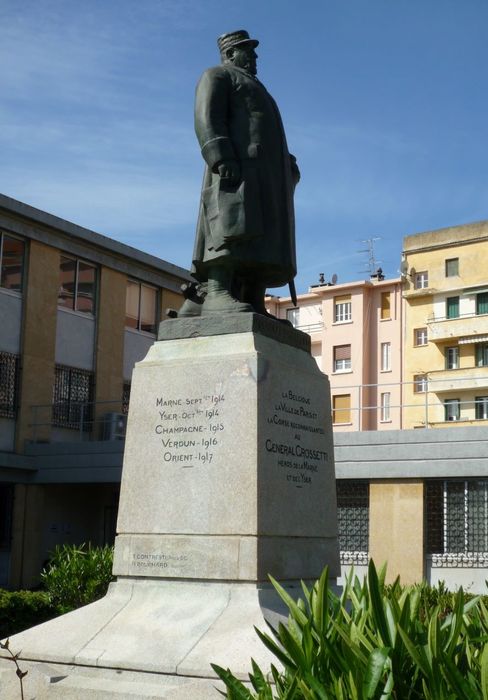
[218,160,241,186]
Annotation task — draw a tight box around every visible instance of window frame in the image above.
[414,327,428,346]
[380,292,391,320]
[125,279,159,334]
[0,232,26,293]
[334,296,352,323]
[475,396,488,420]
[413,374,428,393]
[58,255,97,315]
[445,346,459,370]
[332,394,351,424]
[380,342,391,372]
[380,392,391,422]
[52,364,95,430]
[446,296,460,319]
[0,351,20,419]
[476,292,488,316]
[414,271,429,289]
[476,343,488,367]
[286,307,300,328]
[445,258,459,277]
[336,480,369,565]
[444,398,460,422]
[425,479,488,560]
[333,344,352,373]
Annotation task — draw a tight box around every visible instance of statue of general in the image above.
[180,30,300,318]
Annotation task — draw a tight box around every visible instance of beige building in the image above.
[0,193,190,588]
[403,221,488,428]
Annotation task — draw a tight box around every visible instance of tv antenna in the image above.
[357,237,382,276]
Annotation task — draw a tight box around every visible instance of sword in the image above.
[289,279,297,307]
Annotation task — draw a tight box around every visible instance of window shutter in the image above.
[334,345,351,361]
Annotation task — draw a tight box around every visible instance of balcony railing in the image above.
[427,311,488,342]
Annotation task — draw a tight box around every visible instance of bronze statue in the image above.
[179,30,300,318]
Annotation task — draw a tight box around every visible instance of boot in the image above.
[201,265,253,315]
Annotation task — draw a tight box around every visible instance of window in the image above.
[446,297,459,318]
[445,258,459,277]
[425,480,488,562]
[476,292,488,316]
[122,382,131,415]
[333,394,351,424]
[126,280,158,333]
[415,271,428,289]
[413,374,428,393]
[380,392,391,422]
[414,327,428,346]
[380,292,391,320]
[286,307,300,328]
[0,485,13,551]
[380,342,391,371]
[336,480,369,565]
[0,351,19,419]
[333,345,351,372]
[334,295,351,323]
[444,398,460,422]
[0,233,25,292]
[445,346,459,370]
[446,296,459,319]
[476,344,488,367]
[52,365,94,430]
[58,256,97,314]
[475,396,488,420]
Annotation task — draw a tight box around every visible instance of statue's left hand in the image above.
[218,159,241,186]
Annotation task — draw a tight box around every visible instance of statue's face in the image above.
[229,44,257,75]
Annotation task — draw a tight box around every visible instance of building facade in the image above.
[402,221,488,428]
[0,194,191,588]
[267,275,403,431]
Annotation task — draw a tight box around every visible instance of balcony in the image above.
[427,367,488,393]
[427,312,488,342]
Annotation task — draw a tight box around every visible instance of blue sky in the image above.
[2,1,488,294]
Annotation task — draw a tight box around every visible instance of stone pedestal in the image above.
[0,316,339,699]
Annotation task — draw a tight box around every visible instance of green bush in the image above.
[0,589,55,638]
[212,561,488,699]
[41,543,113,614]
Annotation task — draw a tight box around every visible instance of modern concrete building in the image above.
[267,273,403,431]
[0,193,191,588]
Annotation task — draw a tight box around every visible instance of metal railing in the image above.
[331,373,488,428]
[29,399,128,443]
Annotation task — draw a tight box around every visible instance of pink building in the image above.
[267,275,403,430]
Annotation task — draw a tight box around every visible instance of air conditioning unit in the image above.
[102,412,127,440]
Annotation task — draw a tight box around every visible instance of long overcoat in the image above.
[192,64,297,289]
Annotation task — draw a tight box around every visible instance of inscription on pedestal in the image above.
[265,388,329,489]
[154,392,225,468]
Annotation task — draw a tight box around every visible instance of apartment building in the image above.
[267,273,403,431]
[0,193,190,588]
[403,221,488,428]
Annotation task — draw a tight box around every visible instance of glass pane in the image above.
[467,481,488,552]
[476,344,488,367]
[477,293,488,315]
[140,285,157,333]
[1,236,25,291]
[58,257,76,310]
[125,281,140,329]
[446,297,459,319]
[75,262,96,314]
[445,481,465,552]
